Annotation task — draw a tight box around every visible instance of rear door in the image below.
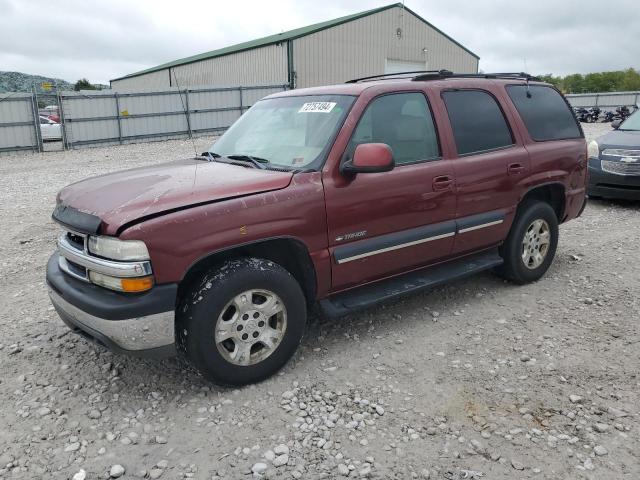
[440,88,530,255]
[323,91,456,291]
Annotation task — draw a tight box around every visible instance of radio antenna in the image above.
[172,70,198,158]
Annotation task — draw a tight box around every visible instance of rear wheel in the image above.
[177,258,307,385]
[496,201,559,284]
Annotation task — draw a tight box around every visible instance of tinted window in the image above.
[348,93,439,165]
[507,85,581,141]
[442,90,513,155]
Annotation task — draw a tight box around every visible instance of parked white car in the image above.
[39,116,62,141]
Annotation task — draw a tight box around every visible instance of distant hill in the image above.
[0,71,108,93]
[0,71,73,93]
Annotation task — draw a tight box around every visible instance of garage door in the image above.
[385,59,427,74]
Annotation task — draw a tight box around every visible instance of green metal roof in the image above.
[111,3,479,82]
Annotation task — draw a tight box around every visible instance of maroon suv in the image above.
[47,71,587,385]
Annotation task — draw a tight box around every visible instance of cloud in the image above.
[0,0,637,84]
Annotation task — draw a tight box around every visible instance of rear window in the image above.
[506,85,581,141]
[442,90,514,155]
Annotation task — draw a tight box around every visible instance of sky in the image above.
[1,0,638,84]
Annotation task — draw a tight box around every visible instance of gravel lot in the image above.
[1,123,638,480]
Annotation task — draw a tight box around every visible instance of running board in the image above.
[319,249,503,317]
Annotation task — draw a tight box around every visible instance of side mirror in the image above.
[341,143,394,175]
[611,119,622,129]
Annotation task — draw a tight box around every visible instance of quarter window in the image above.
[442,90,514,155]
[347,93,440,165]
[506,85,581,141]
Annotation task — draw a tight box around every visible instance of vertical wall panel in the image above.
[566,91,640,109]
[293,6,478,88]
[172,44,289,88]
[111,69,171,91]
[0,94,38,155]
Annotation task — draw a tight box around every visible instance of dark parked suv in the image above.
[47,71,587,385]
[588,110,640,200]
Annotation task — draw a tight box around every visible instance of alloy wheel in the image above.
[521,219,551,270]
[214,289,287,366]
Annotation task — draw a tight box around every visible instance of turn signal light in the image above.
[120,276,155,293]
[89,271,154,293]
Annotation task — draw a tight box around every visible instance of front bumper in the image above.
[46,253,177,358]
[588,161,640,200]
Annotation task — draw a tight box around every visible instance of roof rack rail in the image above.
[346,70,541,84]
[411,71,541,82]
[346,70,446,83]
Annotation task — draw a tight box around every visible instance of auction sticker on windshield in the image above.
[298,102,337,113]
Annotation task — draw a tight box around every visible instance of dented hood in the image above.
[56,159,293,234]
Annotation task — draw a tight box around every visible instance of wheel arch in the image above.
[177,237,317,307]
[518,182,566,222]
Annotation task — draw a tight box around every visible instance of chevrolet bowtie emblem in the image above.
[620,157,637,163]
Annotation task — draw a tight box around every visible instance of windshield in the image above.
[210,94,355,170]
[619,110,640,131]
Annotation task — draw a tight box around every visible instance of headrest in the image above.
[395,116,428,142]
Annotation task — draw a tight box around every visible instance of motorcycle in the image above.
[602,110,616,123]
[616,105,631,120]
[573,107,591,123]
[587,107,601,122]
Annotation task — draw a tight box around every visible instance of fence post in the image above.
[114,92,123,145]
[184,89,193,139]
[594,94,599,107]
[30,84,42,153]
[239,86,244,115]
[57,88,69,150]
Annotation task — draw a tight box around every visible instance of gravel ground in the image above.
[0,123,638,480]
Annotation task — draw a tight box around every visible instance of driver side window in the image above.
[347,92,440,165]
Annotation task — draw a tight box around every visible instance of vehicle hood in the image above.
[56,159,293,234]
[597,129,640,149]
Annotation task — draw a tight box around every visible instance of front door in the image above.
[323,92,457,291]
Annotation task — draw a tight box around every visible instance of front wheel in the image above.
[496,201,559,284]
[177,258,307,386]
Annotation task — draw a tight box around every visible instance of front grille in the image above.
[602,148,640,158]
[66,232,85,251]
[601,160,640,176]
[66,259,88,278]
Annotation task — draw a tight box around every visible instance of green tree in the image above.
[74,78,97,91]
[537,68,640,93]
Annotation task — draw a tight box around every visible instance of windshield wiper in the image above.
[197,151,272,170]
[196,151,221,161]
[226,154,270,170]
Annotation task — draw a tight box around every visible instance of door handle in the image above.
[508,163,525,174]
[433,175,453,191]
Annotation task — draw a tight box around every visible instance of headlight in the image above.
[88,236,150,261]
[587,140,599,159]
[89,272,154,293]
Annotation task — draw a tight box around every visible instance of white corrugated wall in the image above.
[111,69,171,91]
[171,44,288,88]
[292,6,478,88]
[111,7,477,91]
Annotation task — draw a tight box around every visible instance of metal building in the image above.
[110,3,479,91]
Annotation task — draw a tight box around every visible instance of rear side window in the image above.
[347,92,440,165]
[442,90,513,155]
[506,85,581,141]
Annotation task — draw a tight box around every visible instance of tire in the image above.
[176,258,307,386]
[496,201,559,284]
